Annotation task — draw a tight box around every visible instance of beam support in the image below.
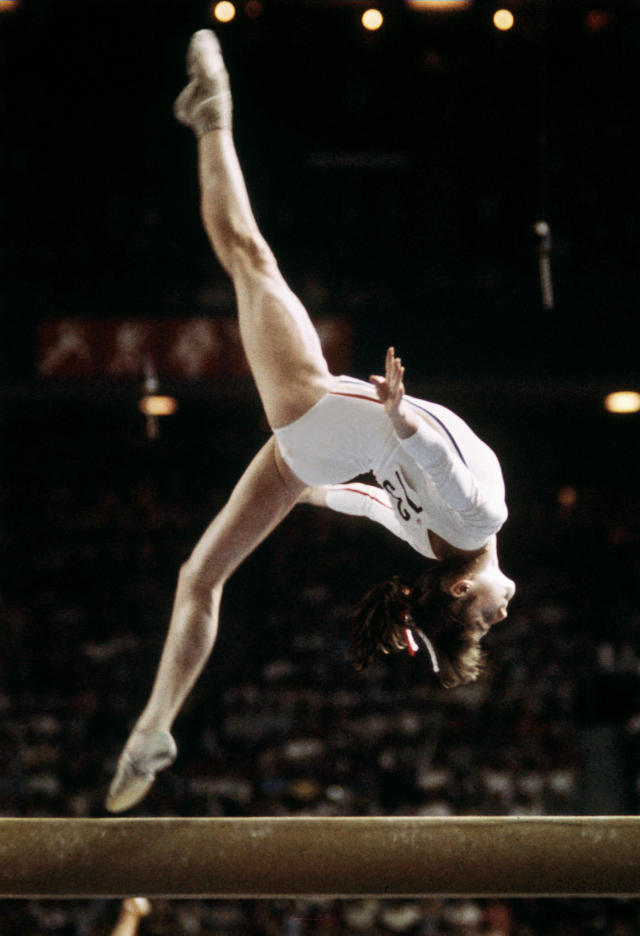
[0,817,639,899]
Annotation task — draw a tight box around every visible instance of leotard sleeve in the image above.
[400,422,508,537]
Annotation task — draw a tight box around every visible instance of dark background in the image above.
[1,3,640,934]
[2,0,640,385]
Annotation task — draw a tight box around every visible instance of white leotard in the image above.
[274,376,507,558]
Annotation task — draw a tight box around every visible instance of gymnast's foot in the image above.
[174,29,232,136]
[105,728,177,813]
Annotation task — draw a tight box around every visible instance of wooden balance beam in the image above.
[0,817,638,899]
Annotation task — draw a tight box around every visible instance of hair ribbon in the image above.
[404,626,440,673]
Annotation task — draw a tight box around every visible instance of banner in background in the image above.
[38,317,352,380]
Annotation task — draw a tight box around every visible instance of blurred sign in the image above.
[38,317,352,380]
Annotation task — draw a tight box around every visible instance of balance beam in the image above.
[0,817,638,899]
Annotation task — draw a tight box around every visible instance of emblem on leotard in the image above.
[383,470,424,523]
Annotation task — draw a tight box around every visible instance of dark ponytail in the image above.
[350,558,487,689]
[350,575,414,670]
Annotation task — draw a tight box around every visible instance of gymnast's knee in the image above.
[228,233,278,283]
[177,557,224,606]
[203,209,277,278]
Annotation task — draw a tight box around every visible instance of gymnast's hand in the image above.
[370,347,419,440]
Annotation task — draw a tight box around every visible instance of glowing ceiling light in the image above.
[493,8,514,30]
[604,391,640,414]
[213,1,236,23]
[405,1,472,9]
[362,8,384,31]
[139,395,179,417]
[0,0,22,12]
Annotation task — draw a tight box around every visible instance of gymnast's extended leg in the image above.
[106,31,331,811]
[178,30,333,428]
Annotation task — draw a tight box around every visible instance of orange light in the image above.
[604,391,640,414]
[557,486,578,510]
[405,1,472,9]
[493,8,514,30]
[0,0,22,12]
[213,1,236,23]
[362,8,384,31]
[138,395,179,417]
[585,10,613,32]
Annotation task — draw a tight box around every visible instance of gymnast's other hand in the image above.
[370,347,418,440]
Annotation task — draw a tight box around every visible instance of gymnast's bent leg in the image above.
[106,438,305,812]
[106,31,332,812]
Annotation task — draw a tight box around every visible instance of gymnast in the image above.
[106,30,515,813]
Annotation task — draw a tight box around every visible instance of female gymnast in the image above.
[106,30,515,813]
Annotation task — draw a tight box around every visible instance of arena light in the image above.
[585,10,613,33]
[212,1,236,23]
[557,486,577,510]
[493,8,514,30]
[603,391,640,414]
[405,1,472,10]
[362,8,384,30]
[138,395,179,417]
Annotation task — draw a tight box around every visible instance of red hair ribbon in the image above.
[403,627,419,657]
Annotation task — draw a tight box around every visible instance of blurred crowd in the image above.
[1,394,639,935]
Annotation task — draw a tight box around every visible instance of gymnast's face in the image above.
[450,566,516,637]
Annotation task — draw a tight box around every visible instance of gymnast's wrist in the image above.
[389,404,418,440]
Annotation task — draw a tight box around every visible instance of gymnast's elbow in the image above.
[485,500,508,535]
[464,500,508,548]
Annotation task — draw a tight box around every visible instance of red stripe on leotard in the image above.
[340,486,393,512]
[330,391,383,404]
